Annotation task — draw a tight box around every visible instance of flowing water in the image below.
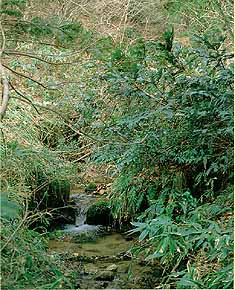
[69,193,98,228]
[48,193,161,289]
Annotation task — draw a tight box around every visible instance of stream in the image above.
[48,193,162,289]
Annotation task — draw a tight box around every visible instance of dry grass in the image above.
[24,0,233,48]
[27,0,170,41]
[19,0,232,50]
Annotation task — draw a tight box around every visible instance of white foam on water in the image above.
[63,224,100,233]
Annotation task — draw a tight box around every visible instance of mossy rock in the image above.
[86,201,113,226]
[28,172,70,210]
[26,169,74,228]
[73,231,99,243]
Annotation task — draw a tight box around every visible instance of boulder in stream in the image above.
[86,200,113,226]
[106,264,118,272]
[95,270,115,281]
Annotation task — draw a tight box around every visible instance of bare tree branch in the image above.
[0,21,10,119]
[4,80,99,142]
[35,104,98,142]
[4,50,80,66]
[6,38,67,49]
[0,22,6,57]
[3,64,85,89]
[9,81,40,114]
[4,40,98,58]
[0,63,9,119]
[2,64,56,90]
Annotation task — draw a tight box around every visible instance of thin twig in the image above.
[9,81,40,114]
[2,64,56,90]
[119,0,130,44]
[0,128,7,156]
[2,18,70,36]
[4,50,81,66]
[6,38,66,49]
[10,95,40,114]
[71,151,92,163]
[1,214,27,252]
[23,101,99,142]
[5,41,98,58]
[0,21,9,118]
[134,83,159,101]
[4,64,85,89]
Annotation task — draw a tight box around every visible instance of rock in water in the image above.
[106,264,118,272]
[95,271,115,281]
[86,200,113,226]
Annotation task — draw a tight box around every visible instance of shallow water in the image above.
[48,232,156,289]
[49,232,133,256]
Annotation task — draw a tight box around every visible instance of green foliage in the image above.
[1,218,75,289]
[97,30,233,219]
[129,188,233,288]
[1,0,88,46]
[0,140,75,190]
[90,29,233,288]
[1,0,26,17]
[165,0,233,40]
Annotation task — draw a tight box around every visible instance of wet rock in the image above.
[106,264,118,272]
[72,230,100,243]
[65,254,93,262]
[84,264,98,274]
[73,253,80,257]
[95,270,115,281]
[99,281,109,287]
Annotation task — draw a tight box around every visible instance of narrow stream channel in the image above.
[48,193,161,289]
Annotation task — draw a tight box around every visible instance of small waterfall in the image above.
[74,194,93,227]
[63,193,99,233]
